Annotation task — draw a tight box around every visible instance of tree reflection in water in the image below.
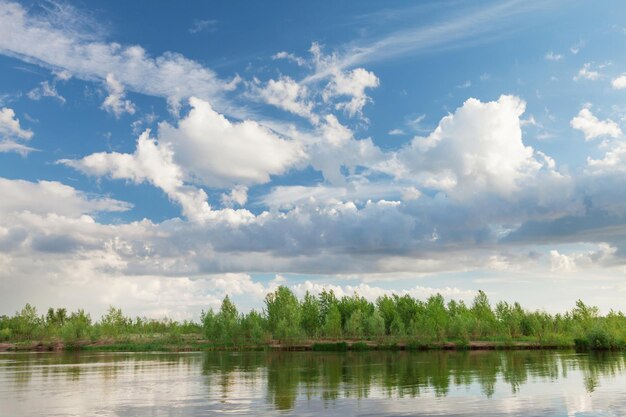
[200,350,625,411]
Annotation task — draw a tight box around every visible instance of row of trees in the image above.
[201,287,626,349]
[1,287,624,349]
[0,305,199,344]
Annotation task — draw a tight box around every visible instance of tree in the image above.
[345,310,364,338]
[366,309,385,339]
[323,304,342,338]
[265,286,301,342]
[300,291,321,338]
[215,296,241,344]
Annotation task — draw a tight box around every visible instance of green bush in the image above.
[350,341,370,351]
[0,328,11,341]
[312,342,348,351]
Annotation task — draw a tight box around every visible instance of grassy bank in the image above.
[2,286,625,352]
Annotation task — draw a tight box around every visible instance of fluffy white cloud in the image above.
[550,244,616,273]
[587,141,626,174]
[158,97,304,187]
[221,185,248,207]
[253,76,316,122]
[612,74,626,90]
[291,280,476,303]
[0,177,131,216]
[395,95,557,198]
[59,130,222,223]
[60,97,302,222]
[0,107,34,155]
[322,67,379,118]
[101,73,136,117]
[570,107,622,140]
[0,107,32,140]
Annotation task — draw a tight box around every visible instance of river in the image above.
[1,350,625,416]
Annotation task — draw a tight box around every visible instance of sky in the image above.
[2,0,626,320]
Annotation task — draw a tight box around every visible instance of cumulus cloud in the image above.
[0,107,35,155]
[101,73,136,117]
[550,244,616,273]
[60,97,303,222]
[0,177,131,216]
[321,65,380,118]
[570,107,622,140]
[59,129,226,223]
[395,95,557,198]
[587,141,626,174]
[612,74,626,90]
[0,107,32,140]
[252,76,316,122]
[221,185,248,207]
[158,97,304,187]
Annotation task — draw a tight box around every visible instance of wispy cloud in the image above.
[309,0,559,79]
[188,19,217,34]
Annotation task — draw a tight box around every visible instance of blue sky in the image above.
[2,0,626,319]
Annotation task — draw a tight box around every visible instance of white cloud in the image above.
[611,74,626,90]
[322,66,379,118]
[272,51,306,66]
[59,129,230,223]
[550,244,615,272]
[570,107,622,140]
[27,80,66,103]
[570,40,585,55]
[587,141,626,174]
[0,177,131,216]
[0,2,233,110]
[158,97,305,187]
[0,107,34,155]
[573,63,600,81]
[0,141,36,156]
[388,129,405,135]
[253,76,316,122]
[544,51,563,61]
[60,97,302,222]
[188,19,217,34]
[0,107,32,140]
[291,280,476,303]
[102,73,136,117]
[221,185,248,207]
[319,114,352,147]
[395,95,557,198]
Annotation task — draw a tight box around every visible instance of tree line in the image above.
[1,287,625,350]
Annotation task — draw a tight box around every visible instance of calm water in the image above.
[1,350,625,416]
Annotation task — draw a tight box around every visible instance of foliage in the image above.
[2,289,626,351]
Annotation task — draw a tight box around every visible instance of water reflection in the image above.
[200,350,626,410]
[0,350,625,416]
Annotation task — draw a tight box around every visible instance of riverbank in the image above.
[0,338,601,353]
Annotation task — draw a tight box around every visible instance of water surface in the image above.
[1,350,625,416]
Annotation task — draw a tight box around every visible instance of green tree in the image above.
[345,310,365,337]
[265,286,301,342]
[300,291,321,338]
[323,304,342,338]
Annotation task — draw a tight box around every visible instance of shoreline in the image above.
[0,339,599,353]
